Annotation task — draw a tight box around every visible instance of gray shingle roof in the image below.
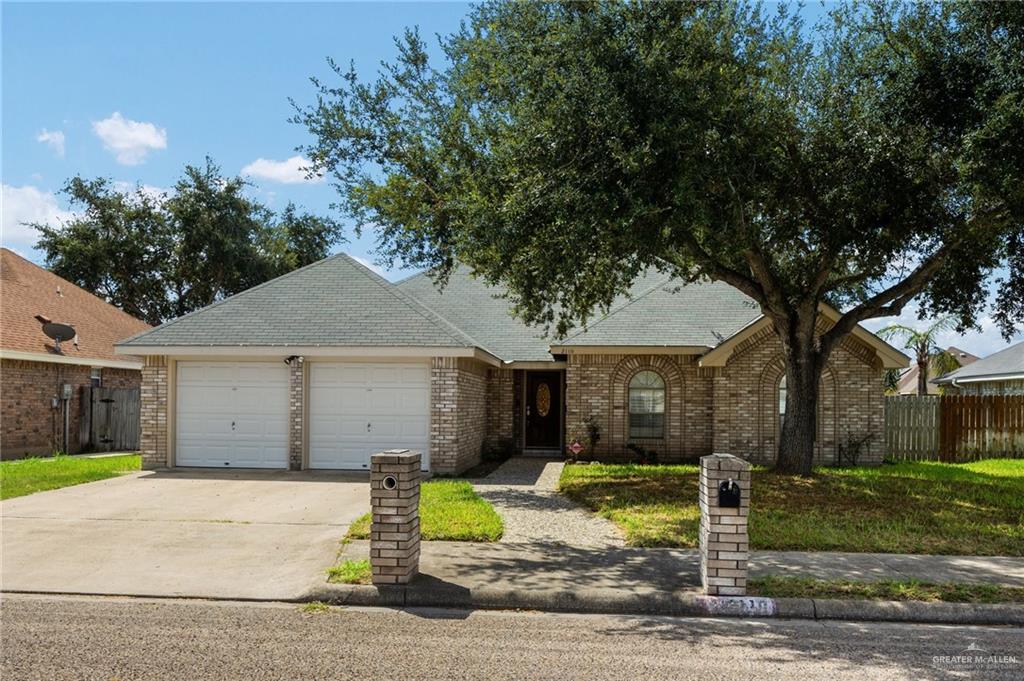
[557,277,762,348]
[397,265,556,362]
[118,252,763,359]
[934,340,1024,384]
[117,254,476,348]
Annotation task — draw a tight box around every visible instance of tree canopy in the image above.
[295,0,1023,473]
[33,159,343,326]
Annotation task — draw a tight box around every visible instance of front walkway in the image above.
[469,457,624,547]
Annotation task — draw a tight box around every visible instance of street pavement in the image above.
[2,594,1021,680]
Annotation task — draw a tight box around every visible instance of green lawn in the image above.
[0,454,141,500]
[347,479,503,542]
[327,559,372,584]
[750,576,1024,603]
[559,459,1024,555]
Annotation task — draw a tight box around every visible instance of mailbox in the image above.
[718,478,741,508]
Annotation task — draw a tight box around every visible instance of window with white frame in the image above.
[629,370,665,439]
[90,367,103,388]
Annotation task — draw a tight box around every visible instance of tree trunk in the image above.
[776,333,824,476]
[917,359,928,396]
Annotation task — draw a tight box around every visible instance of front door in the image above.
[525,371,562,449]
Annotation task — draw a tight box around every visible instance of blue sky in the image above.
[2,2,1019,356]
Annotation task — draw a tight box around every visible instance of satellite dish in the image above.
[41,321,76,354]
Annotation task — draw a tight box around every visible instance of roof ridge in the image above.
[118,253,351,346]
[338,254,484,349]
[561,272,677,342]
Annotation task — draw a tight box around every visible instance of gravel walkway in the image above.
[469,458,624,548]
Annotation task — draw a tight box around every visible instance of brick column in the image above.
[287,356,304,470]
[699,453,751,596]
[139,356,168,469]
[370,450,421,585]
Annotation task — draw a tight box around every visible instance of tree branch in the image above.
[819,241,956,358]
[663,232,770,308]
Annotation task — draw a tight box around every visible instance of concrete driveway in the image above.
[1,469,369,600]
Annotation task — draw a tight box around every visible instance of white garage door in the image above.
[176,361,289,468]
[309,362,430,470]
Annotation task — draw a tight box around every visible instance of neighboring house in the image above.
[933,341,1024,396]
[896,346,980,395]
[115,253,908,474]
[1,248,151,459]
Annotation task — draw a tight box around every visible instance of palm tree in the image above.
[878,318,964,396]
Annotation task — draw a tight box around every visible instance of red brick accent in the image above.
[1,358,139,459]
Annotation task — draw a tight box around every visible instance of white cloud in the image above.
[862,301,1023,359]
[112,181,169,205]
[0,184,76,253]
[36,129,65,157]
[241,156,323,184]
[91,112,167,165]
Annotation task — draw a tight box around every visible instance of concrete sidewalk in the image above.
[312,540,1024,625]
[337,540,1024,592]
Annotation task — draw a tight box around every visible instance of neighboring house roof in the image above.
[116,251,907,369]
[0,248,150,367]
[118,253,482,351]
[934,340,1024,385]
[897,346,980,395]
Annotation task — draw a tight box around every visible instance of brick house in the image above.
[116,253,908,474]
[1,248,150,459]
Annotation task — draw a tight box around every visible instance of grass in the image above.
[559,459,1024,555]
[749,576,1024,604]
[0,454,141,500]
[346,479,503,542]
[299,601,334,614]
[327,559,372,585]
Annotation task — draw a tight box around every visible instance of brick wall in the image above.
[139,356,169,469]
[565,353,712,462]
[710,326,884,465]
[430,356,488,474]
[484,367,516,456]
[288,357,304,470]
[1,358,139,459]
[563,332,885,465]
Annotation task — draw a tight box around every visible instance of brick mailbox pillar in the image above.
[370,449,422,585]
[699,453,751,596]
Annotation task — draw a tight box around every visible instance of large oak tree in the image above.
[295,1,1024,473]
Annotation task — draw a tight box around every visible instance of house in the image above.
[115,253,908,474]
[895,346,979,395]
[933,340,1024,395]
[1,248,151,459]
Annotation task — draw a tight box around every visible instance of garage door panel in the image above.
[309,362,429,470]
[176,362,289,469]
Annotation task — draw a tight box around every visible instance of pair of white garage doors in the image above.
[175,361,430,470]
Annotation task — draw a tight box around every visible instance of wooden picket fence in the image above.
[885,394,1024,462]
[78,386,141,452]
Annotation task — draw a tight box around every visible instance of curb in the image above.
[307,583,1024,626]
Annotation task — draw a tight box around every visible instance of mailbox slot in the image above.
[718,479,741,508]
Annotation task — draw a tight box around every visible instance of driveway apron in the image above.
[1,469,369,600]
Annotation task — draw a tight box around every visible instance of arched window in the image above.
[629,370,665,439]
[778,375,787,419]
